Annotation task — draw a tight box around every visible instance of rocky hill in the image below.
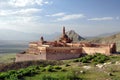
[56,30,85,42]
[66,30,85,42]
[86,32,120,51]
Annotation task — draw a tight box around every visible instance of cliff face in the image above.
[66,30,85,42]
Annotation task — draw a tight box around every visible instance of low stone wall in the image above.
[15,53,46,62]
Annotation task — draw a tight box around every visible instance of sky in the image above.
[0,0,120,36]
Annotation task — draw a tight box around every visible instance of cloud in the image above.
[15,8,42,15]
[56,14,85,21]
[116,16,119,20]
[9,0,49,7]
[11,16,41,23]
[0,10,7,16]
[0,0,47,24]
[0,0,51,9]
[0,0,53,28]
[88,17,114,21]
[0,8,41,17]
[46,12,65,17]
[46,13,85,21]
[0,8,42,26]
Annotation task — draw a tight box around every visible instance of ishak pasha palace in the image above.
[15,27,116,62]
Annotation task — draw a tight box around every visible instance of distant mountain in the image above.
[96,32,120,37]
[0,29,60,41]
[87,32,120,43]
[66,30,85,42]
[56,30,85,42]
[86,32,120,51]
[0,40,28,54]
[0,29,60,53]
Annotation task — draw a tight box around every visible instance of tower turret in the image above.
[59,27,72,43]
[63,26,65,35]
[40,36,44,44]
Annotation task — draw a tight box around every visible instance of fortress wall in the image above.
[46,52,81,60]
[110,43,116,53]
[46,47,82,49]
[46,47,82,60]
[67,43,82,47]
[28,48,39,54]
[29,43,38,47]
[66,43,110,47]
[82,47,111,55]
[15,53,46,62]
[28,46,47,54]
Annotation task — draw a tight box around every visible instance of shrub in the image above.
[0,72,9,79]
[54,66,62,70]
[92,53,109,63]
[73,59,79,62]
[40,67,46,72]
[66,71,82,80]
[45,65,54,72]
[85,55,93,60]
[65,64,70,67]
[40,75,58,80]
[81,57,88,63]
[73,53,109,64]
[8,74,19,80]
[61,69,67,72]
[0,60,63,72]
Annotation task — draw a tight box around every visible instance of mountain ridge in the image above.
[86,32,120,51]
[66,30,85,42]
[0,29,60,41]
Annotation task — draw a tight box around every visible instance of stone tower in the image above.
[63,26,65,35]
[59,27,72,43]
[40,36,44,44]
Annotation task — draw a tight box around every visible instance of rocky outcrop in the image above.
[66,30,85,42]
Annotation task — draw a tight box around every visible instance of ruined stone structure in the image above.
[15,27,116,62]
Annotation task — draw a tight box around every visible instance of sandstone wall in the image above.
[82,47,111,55]
[16,43,116,61]
[15,53,46,62]
[28,46,46,54]
[46,47,82,60]
[67,43,82,47]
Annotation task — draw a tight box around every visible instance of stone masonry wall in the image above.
[15,53,46,62]
[82,47,111,55]
[15,44,115,61]
[46,47,82,60]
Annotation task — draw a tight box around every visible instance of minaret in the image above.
[40,36,44,44]
[63,26,65,35]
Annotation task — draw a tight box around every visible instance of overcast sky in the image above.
[0,0,120,36]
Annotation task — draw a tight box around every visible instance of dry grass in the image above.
[0,53,16,63]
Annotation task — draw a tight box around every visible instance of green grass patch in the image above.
[73,53,109,64]
[1,53,120,80]
[0,53,16,63]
